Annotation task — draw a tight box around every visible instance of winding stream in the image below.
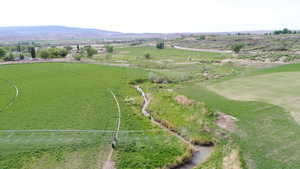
[135,86,213,169]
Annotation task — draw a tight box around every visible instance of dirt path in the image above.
[101,90,121,169]
[174,46,232,53]
[102,148,115,169]
[134,86,213,169]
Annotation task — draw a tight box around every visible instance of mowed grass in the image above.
[0,63,130,130]
[209,71,300,123]
[115,46,229,60]
[180,64,300,169]
[0,79,15,112]
[0,63,186,169]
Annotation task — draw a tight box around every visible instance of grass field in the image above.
[180,63,300,169]
[209,71,300,123]
[93,46,244,84]
[0,63,187,169]
[115,46,229,60]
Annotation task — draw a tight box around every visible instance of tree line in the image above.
[273,28,299,35]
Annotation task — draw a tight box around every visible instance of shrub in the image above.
[3,53,15,61]
[231,43,245,53]
[270,43,289,51]
[73,54,83,61]
[38,48,68,58]
[105,45,114,53]
[64,46,73,51]
[144,53,151,59]
[20,54,25,60]
[58,48,68,57]
[39,49,50,59]
[148,72,166,83]
[156,42,165,49]
[197,35,206,40]
[0,47,7,58]
[148,72,192,84]
[86,47,98,58]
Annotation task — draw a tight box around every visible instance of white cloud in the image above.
[1,0,300,33]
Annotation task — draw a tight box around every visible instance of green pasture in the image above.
[180,63,300,169]
[0,63,186,169]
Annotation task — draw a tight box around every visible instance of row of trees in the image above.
[38,48,68,59]
[273,28,299,35]
[73,45,114,61]
[0,45,69,61]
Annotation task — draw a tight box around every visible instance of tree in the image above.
[231,43,245,53]
[17,45,21,52]
[3,53,15,61]
[77,44,80,53]
[20,54,25,60]
[273,28,293,35]
[156,42,165,49]
[282,28,291,34]
[39,49,50,59]
[86,47,98,58]
[105,45,114,53]
[58,48,68,58]
[30,47,36,58]
[64,46,73,51]
[0,47,7,58]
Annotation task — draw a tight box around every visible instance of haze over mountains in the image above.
[0,26,271,41]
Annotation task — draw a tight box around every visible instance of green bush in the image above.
[57,48,68,57]
[0,47,7,58]
[148,72,192,84]
[144,53,151,59]
[231,43,245,53]
[38,48,68,59]
[64,46,73,51]
[39,49,50,59]
[86,47,98,58]
[73,54,84,61]
[3,53,15,61]
[197,35,206,40]
[105,45,114,53]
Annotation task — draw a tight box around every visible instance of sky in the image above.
[1,0,300,33]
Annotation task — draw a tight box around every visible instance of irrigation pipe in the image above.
[0,129,161,133]
[0,79,19,112]
[110,90,121,141]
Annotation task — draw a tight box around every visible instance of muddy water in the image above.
[178,147,213,169]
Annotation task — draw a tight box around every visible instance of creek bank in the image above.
[134,85,214,169]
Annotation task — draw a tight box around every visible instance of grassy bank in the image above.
[180,84,300,169]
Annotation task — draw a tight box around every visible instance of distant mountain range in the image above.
[0,26,273,41]
[0,26,125,41]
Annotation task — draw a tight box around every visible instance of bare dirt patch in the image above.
[223,149,242,169]
[175,95,195,106]
[216,113,238,132]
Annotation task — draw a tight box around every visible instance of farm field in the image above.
[2,35,300,169]
[180,63,300,169]
[0,63,186,169]
[93,46,244,83]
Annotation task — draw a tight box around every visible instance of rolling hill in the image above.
[0,26,123,41]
